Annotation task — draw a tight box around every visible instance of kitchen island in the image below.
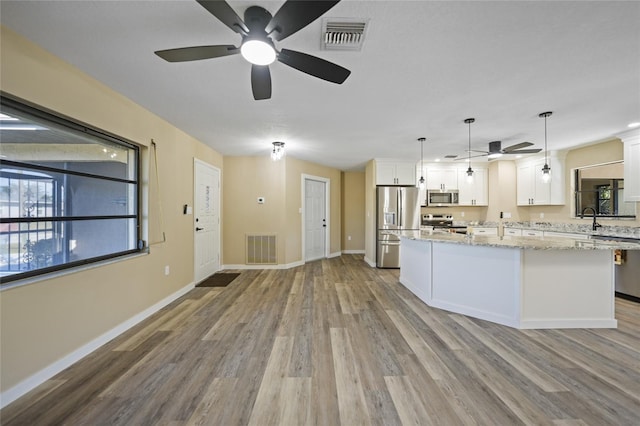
[399,231,640,329]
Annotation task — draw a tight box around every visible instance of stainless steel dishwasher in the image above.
[616,248,640,301]
[596,235,640,301]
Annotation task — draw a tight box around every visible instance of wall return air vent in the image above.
[321,18,368,51]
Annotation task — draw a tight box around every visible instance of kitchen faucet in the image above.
[580,206,602,231]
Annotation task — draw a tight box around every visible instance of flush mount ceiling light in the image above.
[487,148,503,159]
[271,141,285,161]
[464,118,475,183]
[539,111,553,183]
[417,137,426,190]
[628,122,640,129]
[240,38,276,65]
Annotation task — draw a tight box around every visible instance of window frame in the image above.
[0,93,143,285]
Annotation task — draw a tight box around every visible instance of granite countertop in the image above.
[399,230,640,251]
[447,221,640,240]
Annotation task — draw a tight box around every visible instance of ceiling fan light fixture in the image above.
[487,152,503,159]
[241,39,276,65]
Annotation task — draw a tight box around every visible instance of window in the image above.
[1,95,141,285]
[574,162,635,219]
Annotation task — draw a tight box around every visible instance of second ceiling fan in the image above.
[459,140,542,161]
[154,0,351,100]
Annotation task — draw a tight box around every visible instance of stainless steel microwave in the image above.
[427,189,459,206]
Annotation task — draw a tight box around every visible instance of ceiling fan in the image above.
[457,140,542,161]
[154,0,351,100]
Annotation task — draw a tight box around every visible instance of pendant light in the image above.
[464,118,475,183]
[271,141,285,161]
[539,111,552,183]
[417,137,426,190]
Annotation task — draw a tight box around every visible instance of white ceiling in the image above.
[1,1,639,171]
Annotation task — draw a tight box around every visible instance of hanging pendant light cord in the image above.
[420,139,424,173]
[539,111,552,165]
[544,114,548,165]
[468,121,471,162]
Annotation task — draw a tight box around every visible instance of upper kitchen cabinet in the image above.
[516,153,566,205]
[425,165,458,191]
[457,166,488,206]
[617,128,640,202]
[375,160,417,185]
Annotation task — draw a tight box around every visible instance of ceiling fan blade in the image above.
[468,150,489,154]
[455,153,488,161]
[266,0,341,41]
[251,65,272,100]
[196,0,248,34]
[502,141,533,152]
[278,49,350,84]
[509,148,542,154]
[154,45,239,62]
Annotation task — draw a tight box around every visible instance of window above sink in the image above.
[574,161,636,219]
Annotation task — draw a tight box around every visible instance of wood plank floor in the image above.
[2,254,640,425]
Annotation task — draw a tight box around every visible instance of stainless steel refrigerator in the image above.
[376,186,421,268]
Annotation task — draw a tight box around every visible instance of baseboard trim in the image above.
[364,256,376,267]
[0,281,195,409]
[328,251,342,259]
[342,250,365,254]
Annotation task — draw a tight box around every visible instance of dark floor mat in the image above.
[196,272,240,287]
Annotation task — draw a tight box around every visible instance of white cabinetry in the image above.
[544,231,590,240]
[516,154,566,205]
[457,167,488,206]
[425,166,458,191]
[376,160,417,185]
[472,227,498,236]
[522,229,544,237]
[617,128,640,202]
[504,228,522,237]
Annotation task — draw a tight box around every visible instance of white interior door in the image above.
[304,177,327,262]
[194,159,220,283]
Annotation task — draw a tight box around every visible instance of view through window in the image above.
[0,96,141,284]
[574,161,635,218]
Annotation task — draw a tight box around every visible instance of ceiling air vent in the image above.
[321,18,368,51]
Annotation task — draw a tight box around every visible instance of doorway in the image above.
[194,159,220,283]
[302,175,329,262]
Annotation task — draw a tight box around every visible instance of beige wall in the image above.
[0,26,222,393]
[341,172,365,252]
[222,156,287,265]
[222,156,342,265]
